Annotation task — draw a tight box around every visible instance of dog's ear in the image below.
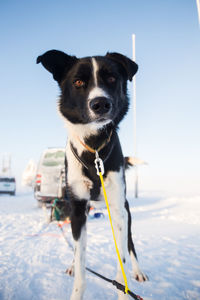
[106,52,138,81]
[36,50,78,83]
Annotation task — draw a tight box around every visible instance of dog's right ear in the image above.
[106,52,138,81]
[36,50,78,84]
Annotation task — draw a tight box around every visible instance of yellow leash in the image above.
[95,151,129,294]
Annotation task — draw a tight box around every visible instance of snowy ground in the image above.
[0,190,200,300]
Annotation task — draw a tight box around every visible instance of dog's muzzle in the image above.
[89,97,112,116]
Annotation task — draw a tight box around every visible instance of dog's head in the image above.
[37,50,138,131]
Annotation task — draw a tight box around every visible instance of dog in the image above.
[37,50,148,300]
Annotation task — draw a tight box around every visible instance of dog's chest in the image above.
[66,142,125,203]
[66,142,96,200]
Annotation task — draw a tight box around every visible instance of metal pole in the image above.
[132,34,138,198]
[196,0,200,27]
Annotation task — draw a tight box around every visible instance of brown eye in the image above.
[74,80,85,88]
[107,76,116,84]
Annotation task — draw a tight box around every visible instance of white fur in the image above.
[92,57,98,86]
[70,225,87,300]
[57,101,98,140]
[65,119,99,140]
[66,141,92,199]
[67,119,112,138]
[58,105,112,139]
[87,87,110,120]
[88,86,109,101]
[103,168,130,299]
[88,58,110,119]
[89,58,109,100]
[130,252,148,282]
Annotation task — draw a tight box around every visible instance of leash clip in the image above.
[94,151,104,176]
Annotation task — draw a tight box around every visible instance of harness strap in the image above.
[85,267,143,300]
[70,142,89,169]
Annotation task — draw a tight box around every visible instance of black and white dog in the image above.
[37,50,147,300]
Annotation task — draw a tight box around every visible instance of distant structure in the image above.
[0,153,11,176]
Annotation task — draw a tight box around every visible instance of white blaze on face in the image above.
[88,58,109,101]
[92,57,98,86]
[87,57,112,128]
[88,86,108,101]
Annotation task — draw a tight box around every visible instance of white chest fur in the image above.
[66,142,93,200]
[66,138,126,207]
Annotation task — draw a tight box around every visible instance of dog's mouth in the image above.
[96,117,109,122]
[89,118,112,130]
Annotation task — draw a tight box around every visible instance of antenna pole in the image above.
[132,34,138,198]
[196,0,200,27]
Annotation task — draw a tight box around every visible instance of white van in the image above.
[34,148,66,204]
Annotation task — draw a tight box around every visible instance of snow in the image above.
[0,190,200,300]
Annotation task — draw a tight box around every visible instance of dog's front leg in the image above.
[70,200,87,300]
[125,200,148,282]
[106,170,130,300]
[113,206,130,300]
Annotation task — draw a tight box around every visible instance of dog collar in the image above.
[70,130,113,170]
[76,130,113,154]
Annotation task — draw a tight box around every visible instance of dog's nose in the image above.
[89,97,112,115]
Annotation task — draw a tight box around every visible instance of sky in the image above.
[0,0,199,196]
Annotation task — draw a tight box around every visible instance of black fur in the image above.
[125,200,137,258]
[70,200,88,241]
[37,51,138,126]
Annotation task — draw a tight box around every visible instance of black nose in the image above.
[89,97,112,115]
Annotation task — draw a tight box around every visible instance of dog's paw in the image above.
[66,265,75,277]
[118,295,129,300]
[117,292,129,300]
[130,253,149,282]
[133,270,149,282]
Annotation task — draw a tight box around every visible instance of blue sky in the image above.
[0,0,199,196]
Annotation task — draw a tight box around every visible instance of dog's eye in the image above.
[107,76,116,84]
[74,80,85,88]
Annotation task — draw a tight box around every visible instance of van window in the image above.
[10,178,16,182]
[0,177,15,182]
[42,150,65,167]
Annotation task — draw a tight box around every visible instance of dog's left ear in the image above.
[37,50,78,84]
[106,52,138,81]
